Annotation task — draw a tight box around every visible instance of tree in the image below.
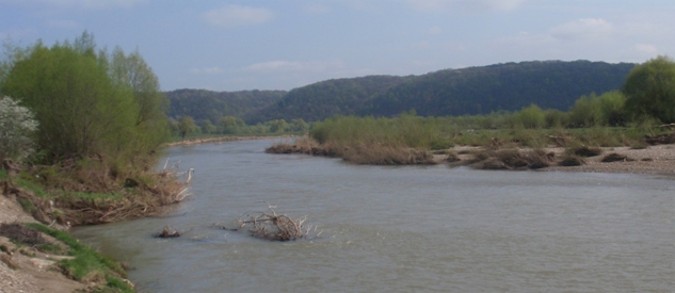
[568,94,601,128]
[514,104,546,129]
[220,115,244,134]
[624,56,675,123]
[177,116,197,139]
[0,96,38,162]
[1,33,167,165]
[108,47,169,150]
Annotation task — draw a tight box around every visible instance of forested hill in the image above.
[166,89,286,122]
[362,60,636,117]
[245,75,411,123]
[167,60,635,124]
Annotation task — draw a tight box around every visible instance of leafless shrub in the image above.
[236,206,317,241]
[342,144,435,165]
[571,146,603,157]
[558,155,585,166]
[471,149,553,170]
[601,153,634,163]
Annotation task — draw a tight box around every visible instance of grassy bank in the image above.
[267,115,673,166]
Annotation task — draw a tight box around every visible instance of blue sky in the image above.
[1,0,673,91]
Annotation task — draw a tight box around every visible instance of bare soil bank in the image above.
[0,194,87,293]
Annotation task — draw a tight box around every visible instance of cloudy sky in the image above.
[1,0,672,91]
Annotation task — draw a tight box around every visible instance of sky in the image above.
[1,0,673,91]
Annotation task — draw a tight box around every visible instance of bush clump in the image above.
[601,153,634,163]
[472,149,554,170]
[558,155,585,166]
[571,146,603,157]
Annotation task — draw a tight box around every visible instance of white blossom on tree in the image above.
[0,96,38,162]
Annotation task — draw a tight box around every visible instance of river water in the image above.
[74,139,675,292]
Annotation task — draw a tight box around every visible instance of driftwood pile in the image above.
[236,206,316,241]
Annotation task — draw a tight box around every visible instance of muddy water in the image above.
[74,139,675,292]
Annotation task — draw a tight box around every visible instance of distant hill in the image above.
[167,60,635,123]
[362,60,635,117]
[166,89,286,122]
[244,75,411,123]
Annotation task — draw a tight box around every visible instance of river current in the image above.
[74,139,675,292]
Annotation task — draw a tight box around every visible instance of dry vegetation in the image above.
[267,131,675,175]
[2,160,192,226]
[231,206,318,241]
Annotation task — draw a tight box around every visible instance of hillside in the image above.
[167,60,635,123]
[166,89,286,122]
[244,75,411,123]
[363,60,635,117]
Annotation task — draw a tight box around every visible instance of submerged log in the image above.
[157,225,180,238]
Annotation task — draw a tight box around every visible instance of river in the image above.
[73,139,675,292]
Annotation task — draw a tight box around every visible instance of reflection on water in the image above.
[74,139,675,292]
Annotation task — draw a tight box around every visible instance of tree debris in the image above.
[235,206,317,241]
[156,225,180,238]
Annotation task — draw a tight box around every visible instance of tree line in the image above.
[310,56,675,150]
[1,32,167,175]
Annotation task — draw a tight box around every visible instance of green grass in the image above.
[26,223,132,292]
[13,174,48,197]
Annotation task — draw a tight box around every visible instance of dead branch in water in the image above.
[236,206,317,241]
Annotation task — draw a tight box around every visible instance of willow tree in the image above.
[108,47,169,154]
[1,33,168,167]
[623,56,675,123]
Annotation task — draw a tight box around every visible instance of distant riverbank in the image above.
[266,137,675,177]
[166,135,284,147]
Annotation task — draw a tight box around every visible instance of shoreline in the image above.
[439,144,675,177]
[165,135,290,147]
[541,144,675,177]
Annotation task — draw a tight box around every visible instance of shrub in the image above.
[558,155,585,166]
[0,96,38,162]
[571,146,603,157]
[601,153,633,163]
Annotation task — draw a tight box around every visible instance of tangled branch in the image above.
[236,206,317,241]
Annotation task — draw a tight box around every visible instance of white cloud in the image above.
[407,0,526,12]
[203,5,274,28]
[550,18,613,40]
[244,60,344,73]
[190,67,224,75]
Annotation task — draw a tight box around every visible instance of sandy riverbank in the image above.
[440,144,675,176]
[544,144,675,176]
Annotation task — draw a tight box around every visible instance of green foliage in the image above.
[1,33,168,168]
[514,104,546,129]
[624,56,675,123]
[177,116,197,138]
[310,114,450,150]
[220,115,245,134]
[0,96,38,162]
[108,47,169,153]
[568,91,627,127]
